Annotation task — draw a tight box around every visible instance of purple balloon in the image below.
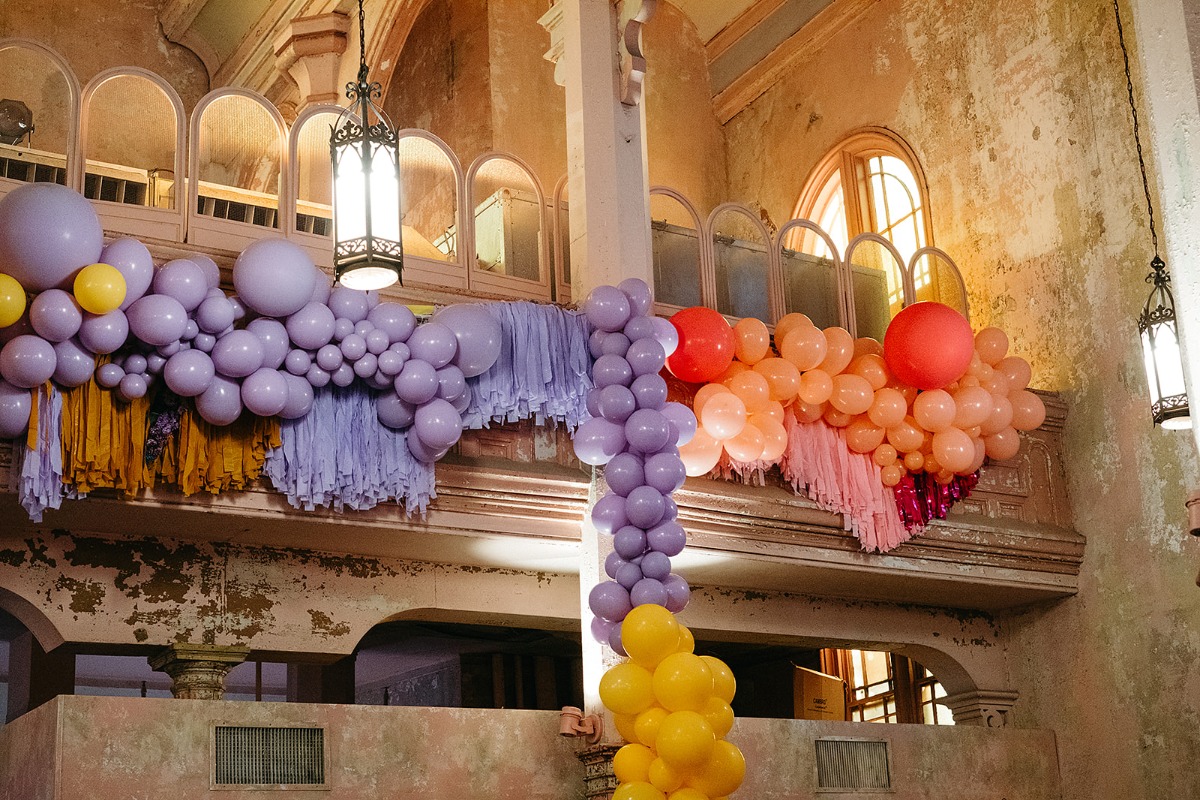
[597,384,637,423]
[631,373,668,410]
[309,266,332,304]
[316,343,343,372]
[394,359,438,404]
[605,452,645,497]
[96,363,124,388]
[408,322,457,369]
[340,333,367,361]
[152,259,207,311]
[572,417,627,466]
[644,452,686,494]
[194,333,216,353]
[285,349,312,376]
[631,578,668,607]
[100,238,154,310]
[247,318,289,369]
[608,625,628,656]
[618,278,653,317]
[183,319,199,340]
[212,330,265,378]
[652,316,679,358]
[406,427,449,463]
[78,311,128,355]
[0,335,56,388]
[623,315,657,342]
[585,387,603,418]
[333,317,354,342]
[378,349,407,377]
[640,551,671,581]
[584,285,632,332]
[354,319,375,337]
[366,328,390,355]
[452,382,473,415]
[241,367,289,416]
[156,341,181,358]
[52,338,95,387]
[616,561,644,591]
[279,372,315,419]
[588,581,632,623]
[377,393,417,429]
[625,485,666,529]
[367,302,416,343]
[661,401,697,446]
[625,408,672,454]
[588,329,607,359]
[414,397,463,450]
[662,495,679,522]
[126,294,188,347]
[196,375,243,425]
[0,314,32,348]
[431,303,503,377]
[591,616,616,646]
[647,520,686,556]
[663,574,691,613]
[435,365,466,402]
[119,372,147,400]
[328,287,370,323]
[352,353,378,378]
[331,362,356,387]
[626,338,666,377]
[189,253,222,289]
[232,238,317,318]
[145,353,166,375]
[306,364,331,388]
[604,551,628,579]
[164,349,215,397]
[196,295,235,334]
[591,492,628,534]
[0,183,103,291]
[593,354,633,389]
[227,295,248,321]
[124,354,148,375]
[30,289,82,342]
[600,332,631,357]
[0,379,31,438]
[613,525,648,560]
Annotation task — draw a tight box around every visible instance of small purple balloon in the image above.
[626,338,666,377]
[126,294,188,347]
[196,375,243,425]
[377,349,407,377]
[119,372,147,401]
[152,259,207,311]
[241,367,289,416]
[284,349,312,376]
[413,397,463,450]
[156,340,181,358]
[247,318,289,369]
[164,349,215,397]
[96,362,124,388]
[316,343,343,372]
[406,427,449,463]
[212,329,265,378]
[30,289,82,342]
[394,359,438,404]
[625,485,666,529]
[227,295,248,321]
[377,393,417,429]
[51,338,96,387]
[194,333,216,353]
[0,379,31,438]
[615,561,644,591]
[189,253,222,289]
[600,332,631,358]
[585,387,603,418]
[145,353,166,375]
[593,354,633,389]
[604,551,628,579]
[618,278,653,317]
[0,335,56,388]
[328,287,370,323]
[125,354,148,375]
[309,266,332,304]
[354,319,374,337]
[435,365,466,402]
[644,451,686,494]
[279,373,315,419]
[609,625,628,656]
[591,491,628,534]
[572,417,627,466]
[613,525,648,560]
[588,581,632,623]
[661,401,697,446]
[647,520,686,556]
[631,373,668,410]
[625,408,672,454]
[100,237,153,310]
[232,238,317,318]
[365,328,390,355]
[584,285,632,332]
[640,551,671,581]
[662,495,679,522]
[340,333,367,361]
[79,310,129,355]
[588,329,607,359]
[597,384,637,423]
[652,316,679,358]
[183,319,199,341]
[605,452,645,497]
[331,362,355,387]
[333,317,354,342]
[631,578,668,608]
[623,315,657,342]
[352,353,378,378]
[591,616,616,646]
[196,295,235,334]
[306,364,331,388]
[408,322,457,369]
[367,302,416,343]
[663,574,691,612]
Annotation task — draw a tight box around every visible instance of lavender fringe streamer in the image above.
[12,386,80,522]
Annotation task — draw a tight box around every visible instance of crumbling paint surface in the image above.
[723,1,1200,797]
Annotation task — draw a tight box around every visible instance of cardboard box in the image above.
[794,666,847,721]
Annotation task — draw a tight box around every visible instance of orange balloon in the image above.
[757,418,788,462]
[717,360,750,384]
[923,452,942,473]
[733,317,771,365]
[727,370,771,414]
[780,325,828,371]
[854,337,884,358]
[693,383,731,419]
[867,387,908,429]
[932,427,974,473]
[903,450,925,471]
[774,312,813,344]
[1010,389,1046,430]
[794,401,826,423]
[845,417,886,453]
[873,442,897,467]
[881,463,904,487]
[981,371,1011,397]
[679,428,723,476]
[701,392,747,440]
[887,416,925,452]
[724,421,766,462]
[952,385,993,429]
[830,373,874,415]
[935,469,955,485]
[984,427,1021,460]
[753,400,786,425]
[818,326,855,375]
[849,354,890,390]
[975,327,1009,365]
[913,389,956,433]
[753,357,801,403]
[996,355,1032,390]
[979,394,1014,436]
[823,405,853,428]
[798,369,833,404]
[968,437,987,473]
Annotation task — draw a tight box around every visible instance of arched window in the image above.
[796,130,935,314]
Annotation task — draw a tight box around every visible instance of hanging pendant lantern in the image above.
[331,0,403,291]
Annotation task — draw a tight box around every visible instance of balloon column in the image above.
[576,281,747,800]
[0,183,502,463]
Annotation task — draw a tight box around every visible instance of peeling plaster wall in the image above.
[724,1,1200,797]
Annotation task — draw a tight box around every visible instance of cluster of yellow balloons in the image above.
[72,262,126,315]
[677,313,1045,486]
[600,605,745,800]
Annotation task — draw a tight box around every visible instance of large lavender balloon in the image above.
[29,289,83,343]
[0,335,56,388]
[127,294,188,347]
[232,238,317,318]
[100,238,154,310]
[0,184,103,291]
[153,259,208,311]
[0,378,31,438]
[79,310,129,355]
[431,304,503,378]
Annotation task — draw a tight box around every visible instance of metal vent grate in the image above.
[213,726,325,786]
[815,738,891,790]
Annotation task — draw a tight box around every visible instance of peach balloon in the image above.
[773,312,813,345]
[728,370,770,414]
[903,450,925,471]
[933,427,974,473]
[845,418,886,453]
[794,401,826,423]
[881,464,904,487]
[923,452,942,474]
[754,400,786,425]
[798,369,833,405]
[890,381,918,405]
[868,387,908,429]
[693,383,731,418]
[873,443,897,467]
[733,317,771,365]
[979,394,1014,436]
[1010,389,1046,431]
[818,326,855,376]
[913,389,956,433]
[680,428,723,476]
[975,327,1009,365]
[830,373,874,416]
[887,416,925,453]
[981,371,1011,397]
[717,360,750,384]
[850,353,890,390]
[984,427,1021,460]
[758,418,788,462]
[854,337,884,358]
[823,405,853,427]
[701,392,748,440]
[780,325,827,371]
[753,357,801,403]
[935,470,955,485]
[952,385,993,429]
[996,356,1032,391]
[968,437,987,473]
[724,421,766,462]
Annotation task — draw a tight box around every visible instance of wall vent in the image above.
[814,738,891,791]
[213,726,326,787]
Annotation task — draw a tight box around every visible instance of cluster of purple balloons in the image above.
[575,279,700,656]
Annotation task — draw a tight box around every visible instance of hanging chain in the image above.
[1113,0,1159,258]
[357,0,369,82]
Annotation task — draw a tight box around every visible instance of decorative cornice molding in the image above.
[617,0,658,106]
[705,0,788,62]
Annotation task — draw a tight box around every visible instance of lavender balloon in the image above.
[352,353,378,379]
[661,401,697,446]
[365,329,390,355]
[196,375,243,425]
[588,581,632,623]
[613,525,648,560]
[309,266,332,304]
[306,364,331,388]
[127,294,188,347]
[663,574,690,613]
[573,417,627,466]
[630,578,668,608]
[0,184,103,291]
[592,354,633,389]
[145,353,166,376]
[279,373,315,419]
[153,259,208,311]
[615,562,644,591]
[119,372,147,401]
[625,485,666,529]
[630,373,668,410]
[377,393,417,429]
[651,316,679,358]
[600,332,631,358]
[605,452,645,497]
[79,310,129,355]
[212,330,265,378]
[605,551,629,579]
[284,349,312,376]
[377,350,406,377]
[30,289,82,342]
[584,285,632,332]
[643,452,686,494]
[0,378,31,438]
[196,295,235,334]
[591,616,616,647]
[625,408,672,454]
[333,317,354,342]
[408,322,457,369]
[316,344,343,372]
[124,354,148,375]
[96,363,124,389]
[413,397,463,450]
[51,338,95,387]
[431,303,503,378]
[232,238,317,318]
[247,318,289,369]
[189,253,222,289]
[0,335,56,388]
[164,349,215,397]
[241,367,289,416]
[591,492,628,534]
[367,302,416,343]
[100,237,154,310]
[597,384,637,423]
[328,287,370,323]
[193,333,216,353]
[647,520,686,556]
[331,363,356,387]
[640,551,671,581]
[608,625,628,657]
[626,338,666,377]
[394,359,438,405]
[406,428,449,463]
[340,333,367,361]
[623,315,657,342]
[618,278,653,317]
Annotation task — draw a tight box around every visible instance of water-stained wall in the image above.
[723,1,1200,797]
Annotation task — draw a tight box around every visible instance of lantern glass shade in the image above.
[1140,281,1192,429]
[332,112,403,291]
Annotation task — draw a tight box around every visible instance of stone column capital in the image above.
[273,12,352,108]
[577,743,623,800]
[940,688,1020,727]
[149,643,250,700]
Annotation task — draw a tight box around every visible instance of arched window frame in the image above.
[552,173,571,304]
[394,128,468,292]
[649,185,708,317]
[0,38,82,195]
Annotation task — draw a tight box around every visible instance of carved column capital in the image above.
[149,643,250,700]
[616,0,658,106]
[273,12,351,107]
[577,742,623,800]
[538,2,567,88]
[940,689,1019,727]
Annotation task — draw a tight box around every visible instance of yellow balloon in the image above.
[622,604,681,670]
[0,273,26,328]
[699,656,736,704]
[635,706,669,748]
[614,743,656,784]
[73,263,126,315]
[614,712,640,744]
[649,758,685,793]
[700,696,734,739]
[653,653,715,713]
[655,711,716,770]
[600,662,656,716]
[676,624,695,654]
[614,782,667,800]
[686,740,746,798]
[668,790,710,800]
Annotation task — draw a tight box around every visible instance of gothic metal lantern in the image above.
[1140,258,1191,428]
[331,0,403,291]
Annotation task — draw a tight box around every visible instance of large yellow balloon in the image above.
[699,656,736,704]
[653,653,715,713]
[614,781,667,800]
[614,743,656,784]
[635,706,669,748]
[649,758,685,793]
[0,273,25,328]
[600,662,656,716]
[73,263,126,315]
[686,740,746,798]
[655,711,716,770]
[622,604,681,669]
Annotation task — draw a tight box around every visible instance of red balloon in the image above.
[883,302,974,390]
[666,307,735,384]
